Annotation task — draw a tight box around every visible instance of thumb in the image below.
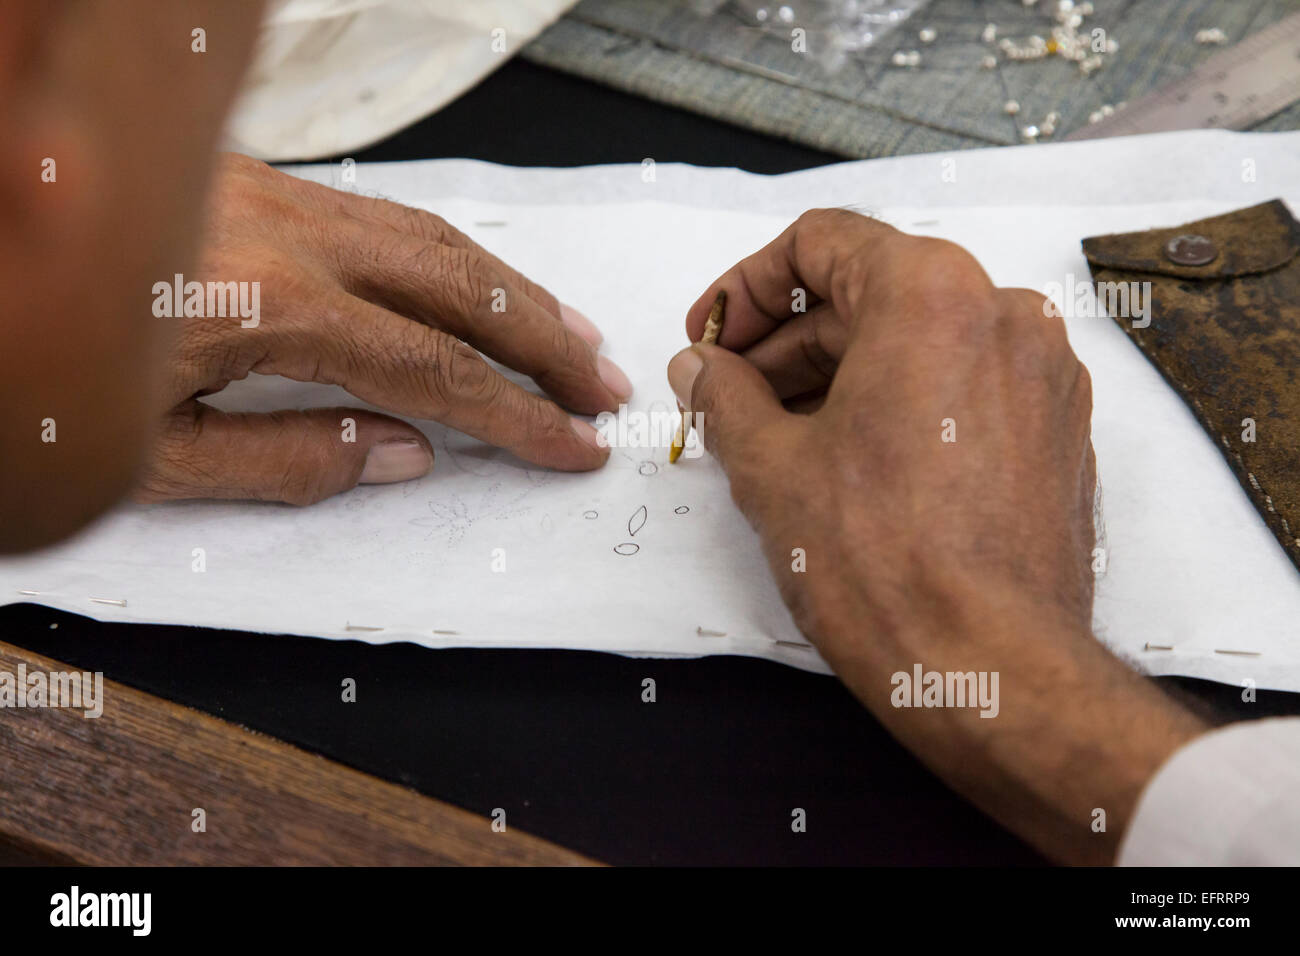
[138,402,434,505]
[667,343,790,475]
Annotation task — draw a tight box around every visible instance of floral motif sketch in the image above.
[409,481,536,546]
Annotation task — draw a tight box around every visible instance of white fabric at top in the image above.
[1119,718,1300,865]
[225,0,578,161]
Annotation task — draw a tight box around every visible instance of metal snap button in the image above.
[1164,234,1218,266]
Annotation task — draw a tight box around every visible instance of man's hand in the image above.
[668,209,1206,864]
[138,153,630,504]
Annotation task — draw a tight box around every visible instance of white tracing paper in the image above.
[5,130,1300,688]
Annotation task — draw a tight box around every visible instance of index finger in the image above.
[684,208,904,351]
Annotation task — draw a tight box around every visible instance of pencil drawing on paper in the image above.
[614,504,648,556]
[408,481,536,546]
[628,505,647,537]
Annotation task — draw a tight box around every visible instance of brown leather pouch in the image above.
[1082,199,1300,573]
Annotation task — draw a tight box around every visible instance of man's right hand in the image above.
[667,210,1206,864]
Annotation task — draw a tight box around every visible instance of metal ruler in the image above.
[1066,10,1300,140]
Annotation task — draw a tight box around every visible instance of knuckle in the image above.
[1000,286,1057,320]
[798,206,869,232]
[796,207,843,229]
[135,409,209,500]
[270,416,333,506]
[437,245,492,317]
[998,289,1075,366]
[384,199,452,244]
[539,319,593,385]
[796,319,837,381]
[912,239,994,312]
[425,332,492,411]
[889,240,997,343]
[218,151,274,180]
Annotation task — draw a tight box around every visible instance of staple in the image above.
[1215,648,1261,657]
[17,589,40,595]
[696,627,727,637]
[775,640,814,650]
[432,629,460,635]
[89,597,127,607]
[1143,643,1174,651]
[911,219,939,226]
[345,623,384,632]
[473,221,507,227]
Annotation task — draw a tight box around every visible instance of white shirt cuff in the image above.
[1118,716,1300,865]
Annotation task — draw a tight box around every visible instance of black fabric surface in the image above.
[7,60,1296,865]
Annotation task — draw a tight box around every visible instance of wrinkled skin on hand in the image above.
[668,210,1204,864]
[139,154,631,505]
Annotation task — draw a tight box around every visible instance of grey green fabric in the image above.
[520,0,1300,158]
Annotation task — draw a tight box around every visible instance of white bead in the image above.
[892,51,907,66]
[1101,103,1114,116]
[982,24,998,43]
[1089,110,1103,123]
[1004,99,1021,115]
[919,27,936,43]
[982,55,998,69]
[1021,125,1040,141]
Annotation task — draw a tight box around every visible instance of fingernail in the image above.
[667,347,703,410]
[560,303,603,347]
[597,354,633,402]
[359,438,432,484]
[570,416,605,451]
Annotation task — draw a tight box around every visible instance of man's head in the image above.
[0,1,264,550]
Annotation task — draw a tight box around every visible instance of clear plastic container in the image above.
[690,0,934,70]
